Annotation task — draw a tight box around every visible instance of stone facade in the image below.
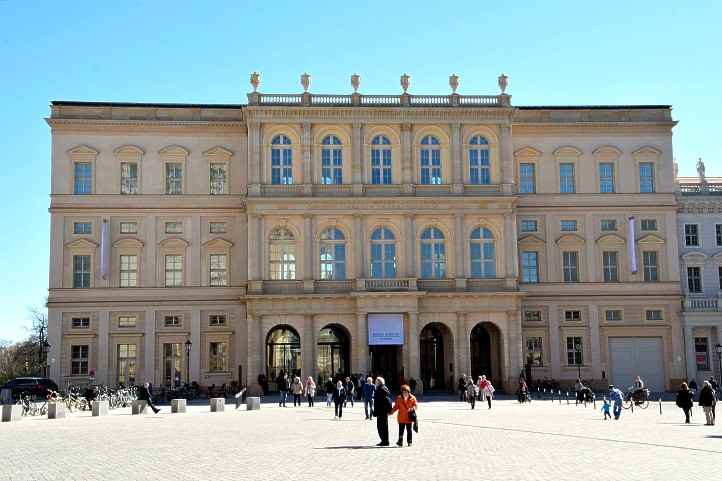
[46,79,684,392]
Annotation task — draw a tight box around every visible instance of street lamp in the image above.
[185,339,192,385]
[575,343,582,380]
[716,343,722,389]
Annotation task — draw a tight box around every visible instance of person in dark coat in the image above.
[331,381,346,420]
[344,377,355,407]
[373,377,392,446]
[676,382,694,424]
[276,372,289,407]
[698,381,717,426]
[138,382,160,414]
[457,374,467,401]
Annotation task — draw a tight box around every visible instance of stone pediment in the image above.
[202,238,234,248]
[159,145,190,159]
[712,252,722,262]
[113,145,144,156]
[203,146,234,159]
[595,233,626,245]
[637,233,665,244]
[555,233,586,245]
[681,251,707,262]
[592,145,622,160]
[553,146,582,159]
[67,145,99,161]
[514,146,542,160]
[113,237,144,248]
[632,145,662,160]
[64,238,98,249]
[518,234,545,244]
[159,237,190,248]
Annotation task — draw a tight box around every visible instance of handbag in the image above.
[409,409,419,432]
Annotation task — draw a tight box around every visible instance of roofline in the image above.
[517,105,671,110]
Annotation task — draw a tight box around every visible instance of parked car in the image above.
[1,377,58,400]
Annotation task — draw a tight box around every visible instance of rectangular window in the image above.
[165,222,183,234]
[209,314,227,326]
[71,317,90,329]
[209,342,228,372]
[72,255,91,288]
[685,224,699,247]
[209,254,228,287]
[520,219,538,233]
[119,255,138,288]
[687,266,702,293]
[559,163,576,193]
[599,162,615,193]
[642,251,658,282]
[165,163,183,194]
[639,162,655,193]
[524,310,542,322]
[120,162,138,194]
[321,147,343,184]
[74,162,92,195]
[562,251,579,283]
[270,147,293,185]
[566,337,583,366]
[526,337,543,367]
[165,255,183,287]
[716,224,722,247]
[564,310,581,322]
[120,222,138,234]
[164,315,181,327]
[521,251,539,283]
[602,251,619,282]
[118,316,137,328]
[605,310,623,321]
[641,219,657,231]
[209,222,226,234]
[371,148,392,185]
[117,344,137,386]
[73,222,92,235]
[519,163,536,194]
[645,309,663,321]
[209,163,227,195]
[468,147,490,185]
[600,219,617,231]
[695,337,710,371]
[71,345,89,375]
[560,220,577,232]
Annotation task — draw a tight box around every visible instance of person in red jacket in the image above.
[391,384,418,447]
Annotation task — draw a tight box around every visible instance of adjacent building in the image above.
[46,74,685,393]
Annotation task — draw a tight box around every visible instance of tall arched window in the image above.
[320,227,346,280]
[269,227,296,280]
[321,135,342,185]
[470,227,496,278]
[420,135,442,185]
[469,136,490,184]
[271,135,293,185]
[420,227,446,279]
[370,227,397,278]
[371,135,392,185]
[266,325,301,384]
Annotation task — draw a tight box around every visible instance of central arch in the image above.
[266,324,301,389]
[316,324,350,382]
[470,322,502,385]
[419,322,454,391]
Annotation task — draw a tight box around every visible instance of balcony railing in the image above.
[249,92,507,108]
[251,277,516,295]
[684,297,721,312]
[359,278,417,291]
[679,181,722,195]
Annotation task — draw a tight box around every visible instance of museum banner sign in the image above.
[368,314,404,345]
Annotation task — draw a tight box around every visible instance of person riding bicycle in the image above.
[632,376,646,403]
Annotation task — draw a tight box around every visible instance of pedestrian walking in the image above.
[601,397,611,420]
[698,380,717,426]
[608,385,624,420]
[574,378,584,405]
[291,376,304,407]
[362,377,375,420]
[234,387,247,409]
[458,374,467,401]
[373,377,392,446]
[332,380,346,420]
[391,384,418,447]
[138,382,160,414]
[344,377,355,407]
[304,377,316,407]
[276,372,290,407]
[479,375,495,409]
[466,378,477,409]
[324,378,334,407]
[675,382,694,424]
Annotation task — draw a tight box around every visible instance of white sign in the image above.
[368,314,404,345]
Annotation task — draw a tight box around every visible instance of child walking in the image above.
[601,397,611,420]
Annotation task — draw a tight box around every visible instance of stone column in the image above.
[354,215,365,278]
[454,214,465,280]
[190,214,201,286]
[190,307,201,383]
[356,312,369,374]
[144,308,156,384]
[47,309,62,381]
[247,121,262,195]
[506,310,523,385]
[304,214,313,280]
[406,312,420,383]
[246,313,262,385]
[401,123,413,191]
[247,214,257,282]
[258,216,265,280]
[548,305,561,379]
[585,213,597,282]
[666,211,681,281]
[503,212,518,278]
[302,122,312,192]
[500,124,514,193]
[450,122,463,193]
[143,215,156,287]
[684,325,697,384]
[589,305,602,382]
[97,311,110,385]
[303,315,314,379]
[457,312,469,378]
[405,214,416,278]
[352,122,363,191]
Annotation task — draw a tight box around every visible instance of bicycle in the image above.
[622,386,650,410]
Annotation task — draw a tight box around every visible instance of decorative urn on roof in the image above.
[300,72,311,93]
[400,73,410,93]
[351,73,360,93]
[449,74,459,94]
[250,72,260,92]
[498,73,508,94]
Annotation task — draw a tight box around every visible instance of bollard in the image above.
[558,390,562,404]
[631,398,634,413]
[92,400,109,417]
[659,397,662,415]
[566,392,569,405]
[210,397,225,412]
[593,394,596,409]
[246,396,261,410]
[1,404,22,422]
[48,402,66,419]
[171,399,187,413]
[132,400,148,415]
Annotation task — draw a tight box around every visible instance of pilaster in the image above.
[190,214,201,286]
[406,312,420,383]
[354,214,365,278]
[450,122,463,193]
[302,121,312,192]
[248,121,262,195]
[589,306,601,379]
[401,122,413,191]
[47,309,62,381]
[352,122,363,189]
[500,124,514,193]
[190,307,201,382]
[144,308,156,384]
[355,312,369,374]
[454,213,465,282]
[549,304,561,379]
[303,315,314,378]
[97,311,109,385]
[246,312,262,385]
[405,214,416,277]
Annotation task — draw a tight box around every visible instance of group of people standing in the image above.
[676,379,718,425]
[458,374,495,410]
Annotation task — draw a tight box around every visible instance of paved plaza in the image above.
[2,397,721,481]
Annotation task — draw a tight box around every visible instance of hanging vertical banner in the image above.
[628,216,637,274]
[100,219,110,280]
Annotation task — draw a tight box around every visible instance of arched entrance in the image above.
[266,325,301,389]
[420,322,454,391]
[316,324,350,382]
[470,322,502,385]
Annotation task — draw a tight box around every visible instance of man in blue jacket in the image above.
[608,384,624,420]
[362,377,375,420]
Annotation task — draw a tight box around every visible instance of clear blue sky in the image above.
[0,1,720,341]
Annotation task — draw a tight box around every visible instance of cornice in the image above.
[46,118,246,134]
[511,122,676,135]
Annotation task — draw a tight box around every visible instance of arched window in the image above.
[320,227,346,280]
[271,135,293,185]
[370,227,397,278]
[470,227,496,278]
[316,324,349,380]
[371,135,392,185]
[269,227,296,280]
[266,325,301,384]
[420,227,446,279]
[469,136,490,184]
[321,135,342,185]
[420,135,442,185]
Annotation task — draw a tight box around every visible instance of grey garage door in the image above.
[608,337,665,392]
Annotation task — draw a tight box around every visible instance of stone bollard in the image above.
[1,404,22,422]
[92,400,109,417]
[210,397,225,412]
[171,399,187,413]
[246,396,261,410]
[48,402,66,419]
[132,400,148,415]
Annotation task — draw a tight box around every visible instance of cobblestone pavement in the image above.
[2,397,721,481]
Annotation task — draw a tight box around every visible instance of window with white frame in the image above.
[526,337,543,367]
[521,251,539,283]
[370,227,397,278]
[605,310,623,321]
[468,135,490,184]
[420,227,447,279]
[562,251,579,283]
[371,135,392,185]
[165,162,183,194]
[420,135,442,185]
[687,266,702,293]
[601,219,617,231]
[73,255,91,288]
[602,251,619,282]
[319,228,346,280]
[559,163,576,193]
[209,163,227,195]
[271,134,293,185]
[120,162,138,194]
[566,337,583,365]
[165,222,183,234]
[164,315,181,327]
[560,220,578,232]
[119,255,138,287]
[269,227,296,280]
[209,342,228,372]
[71,345,89,375]
[645,309,663,321]
[118,315,137,328]
[520,219,538,233]
[164,255,183,287]
[209,254,227,286]
[469,227,495,278]
[564,310,581,322]
[209,314,227,327]
[321,135,343,184]
[73,222,92,235]
[639,162,655,193]
[519,163,536,193]
[120,222,137,234]
[74,162,92,195]
[599,162,615,193]
[643,251,658,282]
[72,317,90,329]
[641,219,658,231]
[209,222,226,234]
[685,224,699,246]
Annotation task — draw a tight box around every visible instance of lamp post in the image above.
[575,343,582,380]
[716,343,722,389]
[185,339,192,385]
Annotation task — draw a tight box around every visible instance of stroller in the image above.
[577,386,594,406]
[518,388,532,403]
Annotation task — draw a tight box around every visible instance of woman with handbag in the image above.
[304,377,316,407]
[391,384,418,447]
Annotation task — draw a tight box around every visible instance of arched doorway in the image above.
[266,325,301,390]
[470,322,502,385]
[316,324,350,382]
[420,322,454,391]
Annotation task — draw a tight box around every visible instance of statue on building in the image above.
[697,158,706,182]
